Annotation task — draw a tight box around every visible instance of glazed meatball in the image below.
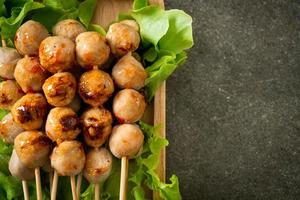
[113,89,146,123]
[0,80,24,110]
[106,20,140,56]
[14,56,48,93]
[109,124,144,158]
[83,148,112,183]
[79,69,114,107]
[42,72,76,106]
[11,93,47,130]
[81,107,112,147]
[14,20,49,56]
[68,95,81,113]
[9,150,35,181]
[45,107,80,144]
[75,31,110,69]
[39,36,75,73]
[0,113,24,144]
[53,19,86,41]
[0,47,21,79]
[50,140,86,176]
[14,131,52,169]
[112,53,147,90]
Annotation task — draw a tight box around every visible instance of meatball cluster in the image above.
[0,18,148,186]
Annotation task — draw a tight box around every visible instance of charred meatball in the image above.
[109,124,144,159]
[42,72,76,106]
[53,19,86,42]
[51,140,86,176]
[112,53,147,90]
[9,150,35,181]
[83,148,112,183]
[79,69,114,107]
[75,31,110,69]
[11,93,47,130]
[113,89,146,123]
[0,113,24,144]
[14,131,52,169]
[14,56,48,93]
[39,36,75,73]
[45,107,80,144]
[0,47,21,80]
[14,20,49,56]
[0,80,24,110]
[106,20,140,56]
[81,107,112,147]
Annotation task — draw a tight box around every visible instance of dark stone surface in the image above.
[164,0,300,199]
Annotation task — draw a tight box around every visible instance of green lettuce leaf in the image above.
[131,6,169,48]
[78,0,97,27]
[145,52,187,100]
[0,109,8,120]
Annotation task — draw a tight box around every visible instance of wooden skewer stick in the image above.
[35,168,43,200]
[1,39,6,47]
[119,156,129,200]
[71,175,78,200]
[95,183,100,200]
[49,171,53,194]
[51,170,58,200]
[22,181,29,200]
[76,173,82,200]
[2,37,31,200]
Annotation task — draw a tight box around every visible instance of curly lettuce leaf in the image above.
[78,0,97,27]
[129,1,193,100]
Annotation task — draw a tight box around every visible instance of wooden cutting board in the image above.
[92,1,166,199]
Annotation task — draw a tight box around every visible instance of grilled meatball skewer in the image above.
[83,148,113,200]
[50,140,86,200]
[14,131,52,200]
[109,124,144,200]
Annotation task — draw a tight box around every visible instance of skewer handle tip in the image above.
[120,156,129,200]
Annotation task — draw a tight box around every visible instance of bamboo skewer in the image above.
[119,156,129,200]
[95,183,100,200]
[76,173,82,199]
[35,168,43,200]
[1,37,31,200]
[71,175,78,200]
[22,181,29,200]
[51,170,58,200]
[49,171,53,193]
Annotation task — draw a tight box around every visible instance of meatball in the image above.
[14,56,48,93]
[81,107,112,147]
[113,89,146,123]
[83,148,112,183]
[53,19,86,41]
[50,140,86,176]
[109,124,144,158]
[0,47,21,80]
[39,36,75,73]
[106,21,140,56]
[14,131,52,169]
[79,69,114,107]
[0,80,24,110]
[75,31,110,69]
[14,20,49,56]
[42,157,53,173]
[0,113,24,144]
[45,107,80,144]
[112,53,147,90]
[11,93,47,130]
[42,72,76,106]
[9,150,35,181]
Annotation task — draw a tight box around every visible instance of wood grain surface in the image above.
[92,0,165,199]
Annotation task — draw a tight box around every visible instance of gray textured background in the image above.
[164,0,300,199]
